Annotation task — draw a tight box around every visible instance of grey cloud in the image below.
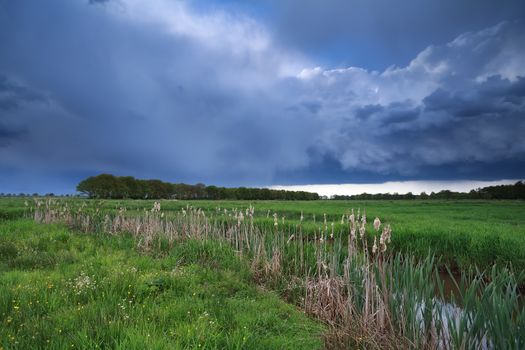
[302,21,525,175]
[0,0,318,190]
[0,125,24,147]
[0,0,523,193]
[255,0,525,69]
[352,102,419,125]
[88,0,109,4]
[423,76,525,118]
[355,105,383,120]
[0,75,46,110]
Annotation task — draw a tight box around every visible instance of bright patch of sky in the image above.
[271,180,520,197]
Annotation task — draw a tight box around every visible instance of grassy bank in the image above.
[0,219,323,349]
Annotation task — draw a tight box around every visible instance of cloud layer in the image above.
[0,0,524,192]
[298,22,525,176]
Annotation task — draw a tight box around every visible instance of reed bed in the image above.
[31,199,525,349]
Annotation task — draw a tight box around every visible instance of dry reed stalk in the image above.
[33,201,422,348]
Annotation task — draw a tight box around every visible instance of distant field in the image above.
[1,198,525,271]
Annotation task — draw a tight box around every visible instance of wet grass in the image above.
[0,219,323,349]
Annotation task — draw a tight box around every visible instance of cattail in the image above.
[383,224,392,243]
[380,235,387,253]
[359,222,366,239]
[372,236,377,254]
[151,201,161,212]
[373,217,381,231]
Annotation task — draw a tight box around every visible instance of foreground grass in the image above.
[0,219,323,349]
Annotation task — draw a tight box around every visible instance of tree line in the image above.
[3,177,522,200]
[332,181,525,200]
[75,174,320,200]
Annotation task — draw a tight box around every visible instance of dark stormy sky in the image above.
[0,0,524,194]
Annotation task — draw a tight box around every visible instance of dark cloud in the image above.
[0,125,24,147]
[0,0,318,192]
[355,105,383,120]
[0,1,523,193]
[295,20,525,178]
[330,74,525,174]
[424,76,525,118]
[0,75,46,110]
[88,0,109,4]
[263,0,525,69]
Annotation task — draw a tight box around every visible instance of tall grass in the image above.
[31,199,525,349]
[8,197,525,271]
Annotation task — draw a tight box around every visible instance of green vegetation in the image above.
[73,174,525,200]
[4,198,524,271]
[1,198,524,349]
[75,174,319,200]
[333,180,525,200]
[0,219,323,349]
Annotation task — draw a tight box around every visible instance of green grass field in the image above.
[2,198,524,271]
[0,219,323,349]
[1,197,525,349]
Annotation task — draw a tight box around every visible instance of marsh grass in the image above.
[6,197,524,271]
[21,199,525,349]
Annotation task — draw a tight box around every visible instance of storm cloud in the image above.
[220,0,525,69]
[0,0,524,193]
[294,21,525,177]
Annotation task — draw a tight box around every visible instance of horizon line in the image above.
[269,179,521,197]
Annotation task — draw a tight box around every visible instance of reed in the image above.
[31,199,525,349]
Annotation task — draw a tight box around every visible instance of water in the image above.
[438,271,462,302]
[426,271,524,349]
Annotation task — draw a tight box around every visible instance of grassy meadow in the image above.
[1,197,525,349]
[3,198,524,270]
[0,219,323,349]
